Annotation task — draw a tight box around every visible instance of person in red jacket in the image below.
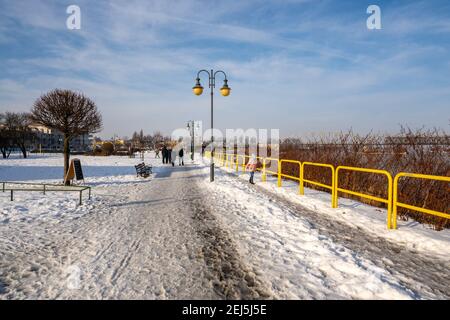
[246,154,258,184]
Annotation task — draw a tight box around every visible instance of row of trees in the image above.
[130,130,168,151]
[0,112,35,159]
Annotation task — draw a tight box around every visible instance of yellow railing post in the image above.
[392,174,400,230]
[300,164,305,195]
[262,159,267,182]
[331,169,336,208]
[277,162,282,187]
[387,174,393,229]
[331,171,336,208]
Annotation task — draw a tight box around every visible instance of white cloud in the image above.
[0,0,449,138]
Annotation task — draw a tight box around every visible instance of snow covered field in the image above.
[0,153,449,299]
[0,154,147,225]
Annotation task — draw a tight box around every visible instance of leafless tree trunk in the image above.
[63,134,70,179]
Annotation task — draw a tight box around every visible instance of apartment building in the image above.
[30,123,93,152]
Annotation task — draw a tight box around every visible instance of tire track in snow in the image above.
[180,167,276,299]
[110,238,142,284]
[189,196,273,300]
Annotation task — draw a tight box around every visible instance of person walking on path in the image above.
[246,154,258,185]
[162,145,168,164]
[170,148,177,167]
[201,143,206,157]
[155,148,160,159]
[178,148,184,166]
[168,147,173,165]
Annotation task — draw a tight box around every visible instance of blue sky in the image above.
[0,0,449,138]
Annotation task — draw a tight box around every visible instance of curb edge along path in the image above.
[211,168,450,299]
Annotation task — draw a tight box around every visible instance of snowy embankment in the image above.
[211,163,450,262]
[199,165,450,299]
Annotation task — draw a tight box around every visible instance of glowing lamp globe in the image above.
[193,86,204,95]
[193,78,204,96]
[220,79,231,96]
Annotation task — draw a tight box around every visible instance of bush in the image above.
[278,127,449,229]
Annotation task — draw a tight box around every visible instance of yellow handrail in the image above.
[392,173,450,229]
[334,166,393,228]
[206,152,449,231]
[278,160,302,193]
[301,162,335,207]
[263,157,280,183]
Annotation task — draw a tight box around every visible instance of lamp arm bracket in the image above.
[213,70,227,80]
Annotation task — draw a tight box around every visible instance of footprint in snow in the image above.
[14,205,28,212]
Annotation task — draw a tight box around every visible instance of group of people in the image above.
[156,144,258,184]
[159,145,185,166]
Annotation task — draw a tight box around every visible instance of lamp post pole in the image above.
[209,70,215,182]
[187,120,195,161]
[193,69,231,182]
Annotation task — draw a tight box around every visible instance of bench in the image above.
[135,163,152,178]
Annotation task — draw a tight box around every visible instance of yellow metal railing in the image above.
[278,160,302,193]
[334,166,393,228]
[205,152,449,230]
[392,173,450,229]
[263,157,280,182]
[301,162,335,206]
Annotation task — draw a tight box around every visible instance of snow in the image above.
[213,163,450,262]
[0,153,148,225]
[0,153,448,299]
[197,168,419,299]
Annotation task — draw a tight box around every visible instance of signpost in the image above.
[64,158,85,185]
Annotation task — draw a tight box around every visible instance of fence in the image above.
[1,181,92,205]
[301,162,335,206]
[392,173,450,229]
[334,166,393,229]
[206,152,449,230]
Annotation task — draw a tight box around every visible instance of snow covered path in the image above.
[0,154,449,299]
[0,161,271,299]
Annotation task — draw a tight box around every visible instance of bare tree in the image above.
[1,112,35,158]
[31,89,102,184]
[0,113,13,158]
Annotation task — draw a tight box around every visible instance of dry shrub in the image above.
[280,127,449,230]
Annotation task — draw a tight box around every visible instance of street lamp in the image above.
[187,120,195,161]
[193,69,231,182]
